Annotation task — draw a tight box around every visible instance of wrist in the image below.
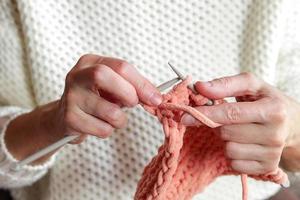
[36,100,65,143]
[4,100,64,162]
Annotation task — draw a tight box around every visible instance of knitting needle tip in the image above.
[167,62,214,106]
[167,62,185,80]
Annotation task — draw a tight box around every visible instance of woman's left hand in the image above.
[181,72,300,174]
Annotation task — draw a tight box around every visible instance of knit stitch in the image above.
[135,77,288,200]
[1,1,300,199]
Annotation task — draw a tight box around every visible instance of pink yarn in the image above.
[134,77,288,200]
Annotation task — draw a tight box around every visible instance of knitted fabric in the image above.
[1,1,300,199]
[135,77,288,200]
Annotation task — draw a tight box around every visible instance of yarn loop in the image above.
[135,77,288,200]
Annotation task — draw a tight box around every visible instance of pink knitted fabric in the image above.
[135,77,288,200]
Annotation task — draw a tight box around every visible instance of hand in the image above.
[54,54,162,143]
[181,72,300,174]
[5,55,162,164]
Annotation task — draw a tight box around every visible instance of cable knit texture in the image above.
[0,0,300,199]
[135,77,288,200]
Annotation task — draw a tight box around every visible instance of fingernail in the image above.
[150,93,163,106]
[281,180,290,188]
[181,114,197,126]
[203,81,213,87]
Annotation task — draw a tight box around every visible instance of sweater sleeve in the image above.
[275,1,300,101]
[0,106,57,189]
[276,44,300,101]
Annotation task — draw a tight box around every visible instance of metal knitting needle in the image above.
[11,135,78,171]
[167,62,214,106]
[12,76,181,171]
[156,77,181,92]
[168,62,292,188]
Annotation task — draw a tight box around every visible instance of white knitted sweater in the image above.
[1,0,300,199]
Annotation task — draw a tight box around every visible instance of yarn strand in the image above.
[135,77,288,200]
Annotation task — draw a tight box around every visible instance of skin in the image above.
[181,72,300,174]
[4,55,162,164]
[4,56,300,173]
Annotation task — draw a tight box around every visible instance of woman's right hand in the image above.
[54,54,162,143]
[4,54,162,164]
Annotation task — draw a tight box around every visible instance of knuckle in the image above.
[115,60,130,76]
[241,72,261,93]
[92,64,110,83]
[124,88,139,107]
[220,126,231,140]
[100,124,114,138]
[262,164,277,174]
[65,71,75,85]
[123,89,139,107]
[266,148,281,160]
[113,114,127,128]
[230,160,241,172]
[225,142,237,158]
[269,132,285,146]
[214,77,231,88]
[269,100,287,123]
[225,104,241,123]
[105,105,123,124]
[127,96,139,107]
[116,115,128,128]
[241,72,256,83]
[79,54,96,62]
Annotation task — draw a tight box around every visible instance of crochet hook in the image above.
[12,76,182,171]
[167,62,214,106]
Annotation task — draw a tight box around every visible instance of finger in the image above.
[98,57,162,105]
[78,89,127,128]
[194,72,268,99]
[67,106,114,138]
[225,142,280,162]
[74,64,139,107]
[231,160,265,175]
[220,124,270,145]
[68,133,88,144]
[181,101,267,125]
[75,54,103,68]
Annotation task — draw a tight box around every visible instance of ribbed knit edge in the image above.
[0,107,57,188]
